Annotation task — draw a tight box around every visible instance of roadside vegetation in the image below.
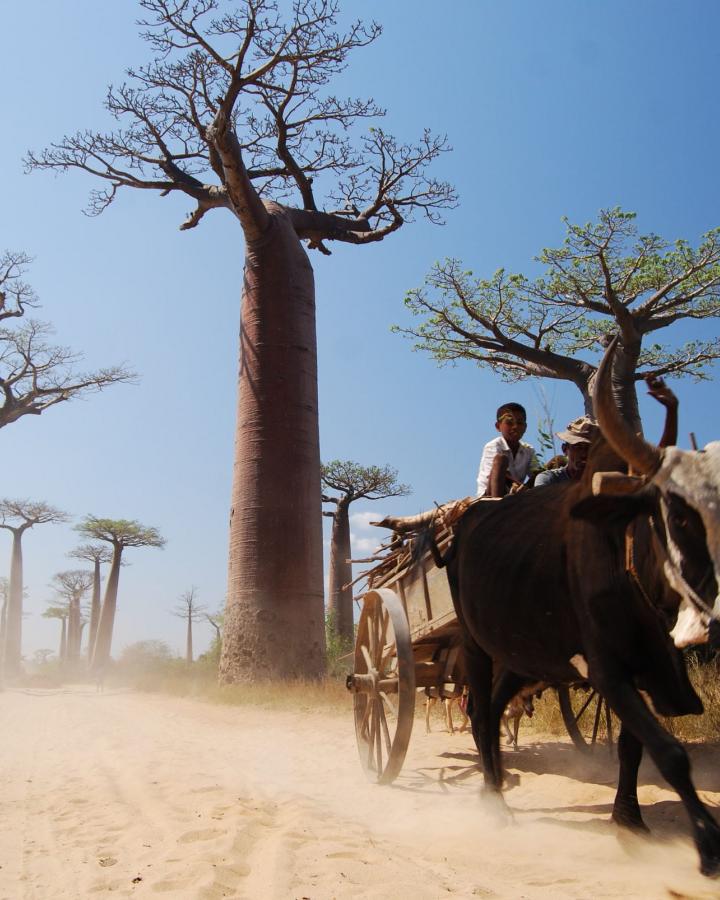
[18,630,720,743]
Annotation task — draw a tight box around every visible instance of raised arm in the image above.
[645,374,678,447]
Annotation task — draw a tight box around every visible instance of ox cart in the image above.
[346,511,613,784]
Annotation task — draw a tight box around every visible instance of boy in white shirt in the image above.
[476,402,539,497]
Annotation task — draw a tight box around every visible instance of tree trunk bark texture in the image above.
[91,549,122,671]
[220,204,326,683]
[59,619,67,662]
[327,499,354,643]
[612,339,643,433]
[5,532,24,674]
[186,615,193,665]
[88,560,101,661]
[67,597,81,663]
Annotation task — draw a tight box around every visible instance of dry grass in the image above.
[514,658,720,744]
[110,654,720,743]
[129,668,352,715]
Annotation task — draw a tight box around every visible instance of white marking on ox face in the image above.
[570,654,589,679]
[653,442,720,619]
[670,599,710,649]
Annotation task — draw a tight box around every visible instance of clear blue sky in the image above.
[2,1,719,661]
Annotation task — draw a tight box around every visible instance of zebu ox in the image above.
[444,340,720,876]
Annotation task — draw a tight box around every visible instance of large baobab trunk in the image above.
[327,498,353,643]
[220,207,325,682]
[91,548,121,671]
[5,531,24,674]
[88,558,102,661]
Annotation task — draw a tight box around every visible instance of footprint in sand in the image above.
[177,827,225,843]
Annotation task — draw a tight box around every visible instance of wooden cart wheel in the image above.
[348,588,416,785]
[557,684,615,753]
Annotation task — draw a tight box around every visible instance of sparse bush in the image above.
[325,611,354,679]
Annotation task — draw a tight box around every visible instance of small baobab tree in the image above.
[0,252,136,430]
[43,604,70,663]
[0,250,40,322]
[399,209,720,432]
[0,499,68,674]
[321,461,410,643]
[68,543,113,662]
[171,587,207,665]
[51,570,94,665]
[28,0,456,683]
[75,517,165,670]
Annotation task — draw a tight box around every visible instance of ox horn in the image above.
[593,336,663,476]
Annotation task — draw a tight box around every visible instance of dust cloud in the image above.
[1,686,719,898]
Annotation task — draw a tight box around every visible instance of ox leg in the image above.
[490,670,528,785]
[604,683,720,876]
[613,724,648,833]
[463,646,500,791]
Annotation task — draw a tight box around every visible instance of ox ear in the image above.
[570,490,656,528]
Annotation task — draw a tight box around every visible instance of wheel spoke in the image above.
[374,700,383,773]
[575,690,597,723]
[359,697,372,737]
[378,702,392,756]
[367,704,377,771]
[375,608,390,667]
[380,690,398,718]
[361,643,373,673]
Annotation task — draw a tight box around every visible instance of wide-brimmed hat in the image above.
[556,416,600,445]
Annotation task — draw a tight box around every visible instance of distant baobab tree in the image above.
[75,517,165,670]
[50,570,94,665]
[321,461,410,643]
[171,587,207,665]
[28,0,456,683]
[68,543,113,662]
[0,499,68,674]
[43,604,70,662]
[0,251,40,321]
[0,251,136,430]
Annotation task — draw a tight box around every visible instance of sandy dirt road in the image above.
[1,687,719,899]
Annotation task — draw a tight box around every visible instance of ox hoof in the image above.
[612,806,650,835]
[700,856,720,878]
[698,822,720,877]
[479,788,514,826]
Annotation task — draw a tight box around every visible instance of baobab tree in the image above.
[68,543,113,662]
[171,587,207,665]
[0,499,68,674]
[50,570,94,664]
[321,461,410,644]
[0,251,40,322]
[43,605,70,662]
[75,517,165,670]
[28,0,456,682]
[399,209,720,431]
[0,252,135,430]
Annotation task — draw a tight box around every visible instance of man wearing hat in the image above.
[534,374,679,488]
[534,416,600,486]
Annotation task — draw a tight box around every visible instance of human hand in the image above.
[645,374,678,408]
